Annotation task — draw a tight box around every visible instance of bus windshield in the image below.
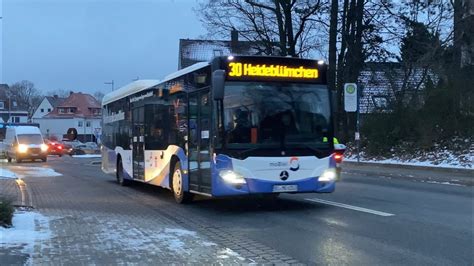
[221,82,331,149]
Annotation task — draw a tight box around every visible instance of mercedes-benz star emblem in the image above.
[280,170,289,181]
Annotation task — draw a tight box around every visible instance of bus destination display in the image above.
[225,56,326,83]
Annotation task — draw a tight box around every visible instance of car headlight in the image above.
[219,170,246,184]
[18,144,28,153]
[319,169,337,182]
[41,144,49,152]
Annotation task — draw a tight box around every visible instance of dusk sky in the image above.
[1,0,206,95]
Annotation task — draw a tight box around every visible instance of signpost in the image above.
[344,83,357,112]
[344,83,360,163]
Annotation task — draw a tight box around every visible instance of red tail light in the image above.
[334,153,343,163]
[58,145,63,150]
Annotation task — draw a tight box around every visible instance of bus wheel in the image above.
[171,161,193,204]
[7,155,12,163]
[116,158,131,186]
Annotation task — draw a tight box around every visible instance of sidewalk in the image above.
[1,209,250,264]
[342,160,473,186]
[0,179,21,206]
[343,159,473,173]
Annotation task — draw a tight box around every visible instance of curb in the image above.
[342,161,474,174]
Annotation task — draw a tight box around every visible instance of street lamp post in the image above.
[104,80,114,91]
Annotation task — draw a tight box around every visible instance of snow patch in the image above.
[3,166,63,178]
[92,219,245,259]
[72,154,102,158]
[217,248,246,261]
[422,180,465,186]
[0,168,17,179]
[0,211,52,256]
[345,155,473,170]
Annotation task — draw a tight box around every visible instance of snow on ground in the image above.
[72,154,102,158]
[94,218,246,261]
[0,166,62,179]
[345,148,473,170]
[0,168,17,179]
[345,156,473,169]
[0,211,52,258]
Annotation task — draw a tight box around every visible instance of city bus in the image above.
[101,56,339,203]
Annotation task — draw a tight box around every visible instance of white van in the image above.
[4,126,48,163]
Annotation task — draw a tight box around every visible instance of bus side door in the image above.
[188,89,212,194]
[132,106,145,180]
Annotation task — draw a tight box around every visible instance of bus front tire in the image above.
[116,158,131,186]
[171,161,193,204]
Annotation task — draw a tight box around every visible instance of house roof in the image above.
[179,39,261,69]
[45,95,66,108]
[45,92,102,118]
[358,62,437,113]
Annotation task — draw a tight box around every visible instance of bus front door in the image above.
[188,90,212,194]
[132,107,145,181]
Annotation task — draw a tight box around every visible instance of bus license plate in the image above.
[273,185,298,192]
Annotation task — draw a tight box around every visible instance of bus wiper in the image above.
[291,143,329,157]
[238,146,264,157]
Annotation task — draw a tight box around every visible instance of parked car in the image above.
[70,142,100,155]
[44,139,65,157]
[4,126,48,163]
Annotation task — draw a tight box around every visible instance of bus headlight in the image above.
[219,170,246,184]
[41,144,49,152]
[319,169,337,182]
[18,144,28,153]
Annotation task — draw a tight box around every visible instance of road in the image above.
[2,156,473,265]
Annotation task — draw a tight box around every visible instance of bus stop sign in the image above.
[344,83,358,112]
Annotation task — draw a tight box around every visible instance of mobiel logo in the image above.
[228,62,319,79]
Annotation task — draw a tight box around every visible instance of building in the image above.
[35,92,102,142]
[178,30,262,69]
[357,62,437,114]
[0,84,29,123]
[32,95,66,120]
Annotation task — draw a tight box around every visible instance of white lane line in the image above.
[305,198,395,217]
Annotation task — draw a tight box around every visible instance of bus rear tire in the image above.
[171,161,193,204]
[116,158,131,186]
[7,155,12,163]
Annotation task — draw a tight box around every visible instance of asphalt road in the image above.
[6,156,474,265]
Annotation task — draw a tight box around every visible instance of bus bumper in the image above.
[212,176,335,197]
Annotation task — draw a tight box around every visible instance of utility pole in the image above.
[104,80,114,91]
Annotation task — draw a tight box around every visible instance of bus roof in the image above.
[162,62,210,84]
[102,79,161,106]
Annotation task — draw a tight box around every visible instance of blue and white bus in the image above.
[101,56,339,203]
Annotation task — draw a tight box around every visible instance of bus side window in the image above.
[145,104,167,150]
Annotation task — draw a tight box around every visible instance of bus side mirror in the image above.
[212,70,225,100]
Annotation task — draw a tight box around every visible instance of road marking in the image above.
[305,198,395,217]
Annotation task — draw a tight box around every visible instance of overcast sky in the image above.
[0,0,205,95]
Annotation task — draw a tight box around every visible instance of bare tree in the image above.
[9,80,43,117]
[93,91,105,102]
[197,0,328,57]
